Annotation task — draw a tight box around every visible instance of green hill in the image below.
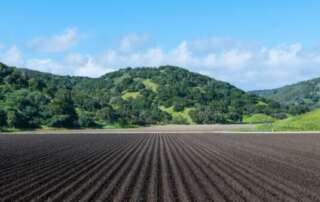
[0,62,292,130]
[258,109,320,131]
[243,113,276,124]
[251,77,320,113]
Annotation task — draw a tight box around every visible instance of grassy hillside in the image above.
[258,109,320,131]
[159,106,194,124]
[0,62,292,130]
[121,91,141,100]
[243,113,275,124]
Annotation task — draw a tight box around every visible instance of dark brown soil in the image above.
[1,132,320,201]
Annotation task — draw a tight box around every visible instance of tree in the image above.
[6,109,32,128]
[173,100,186,112]
[48,89,78,128]
[4,70,28,88]
[0,109,7,127]
[78,111,98,128]
[4,90,46,128]
[96,106,117,123]
[28,78,46,91]
[190,107,228,124]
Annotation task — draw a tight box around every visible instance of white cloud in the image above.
[4,35,320,91]
[119,33,150,52]
[23,54,112,77]
[219,49,252,68]
[65,53,113,77]
[27,27,79,52]
[92,41,320,90]
[94,41,255,74]
[264,43,303,66]
[26,58,66,75]
[0,45,23,66]
[76,57,111,77]
[169,41,193,66]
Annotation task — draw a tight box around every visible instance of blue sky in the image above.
[1,0,320,90]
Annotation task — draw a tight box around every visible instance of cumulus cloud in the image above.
[219,49,253,68]
[119,33,150,52]
[190,37,261,54]
[95,41,254,71]
[27,27,79,52]
[65,53,114,77]
[91,41,320,90]
[26,58,66,75]
[263,43,303,66]
[4,34,320,90]
[0,45,23,66]
[22,54,112,77]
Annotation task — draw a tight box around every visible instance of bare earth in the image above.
[1,131,320,201]
[1,124,255,135]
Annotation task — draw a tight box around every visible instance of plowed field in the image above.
[1,132,320,201]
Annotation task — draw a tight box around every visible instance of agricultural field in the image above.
[1,132,320,201]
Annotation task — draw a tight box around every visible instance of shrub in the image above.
[79,111,98,128]
[0,109,7,127]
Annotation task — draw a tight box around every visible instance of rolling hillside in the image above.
[0,62,292,130]
[252,77,320,112]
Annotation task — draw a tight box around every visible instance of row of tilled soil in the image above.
[1,133,320,201]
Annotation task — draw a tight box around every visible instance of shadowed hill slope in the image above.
[252,77,320,113]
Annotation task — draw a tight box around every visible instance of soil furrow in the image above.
[63,136,146,202]
[2,147,106,201]
[162,135,192,202]
[195,135,320,201]
[168,135,216,201]
[177,135,258,201]
[97,136,153,201]
[113,135,156,201]
[48,138,139,202]
[188,135,318,201]
[73,135,149,202]
[1,132,320,201]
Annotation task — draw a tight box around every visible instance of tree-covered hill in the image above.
[251,77,320,113]
[0,62,296,129]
